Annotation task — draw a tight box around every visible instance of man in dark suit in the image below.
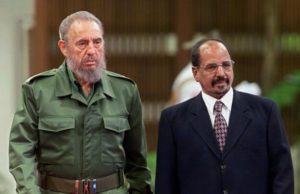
[155,38,294,194]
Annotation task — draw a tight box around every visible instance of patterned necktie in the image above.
[214,101,228,152]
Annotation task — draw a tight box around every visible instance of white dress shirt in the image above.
[201,88,233,127]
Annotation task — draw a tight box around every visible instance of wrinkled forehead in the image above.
[68,20,103,37]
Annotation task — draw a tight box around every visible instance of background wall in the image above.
[0,0,34,193]
[31,0,300,150]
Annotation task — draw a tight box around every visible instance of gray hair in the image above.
[59,11,103,41]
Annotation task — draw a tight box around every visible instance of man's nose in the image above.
[86,42,96,54]
[215,65,225,75]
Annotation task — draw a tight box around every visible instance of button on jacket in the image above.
[9,62,151,194]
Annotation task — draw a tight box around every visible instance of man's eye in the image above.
[222,61,231,67]
[76,41,88,49]
[94,39,102,44]
[207,63,218,69]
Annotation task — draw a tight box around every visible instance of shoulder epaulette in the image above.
[105,70,135,84]
[25,69,57,83]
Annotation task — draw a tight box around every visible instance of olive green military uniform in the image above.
[9,62,151,194]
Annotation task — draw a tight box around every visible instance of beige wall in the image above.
[0,0,34,193]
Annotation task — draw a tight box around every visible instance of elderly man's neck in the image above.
[77,76,93,97]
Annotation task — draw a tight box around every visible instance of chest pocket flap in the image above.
[103,116,130,133]
[38,116,75,132]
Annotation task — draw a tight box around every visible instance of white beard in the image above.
[66,55,106,84]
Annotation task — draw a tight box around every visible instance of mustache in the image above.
[82,56,98,63]
[212,76,229,86]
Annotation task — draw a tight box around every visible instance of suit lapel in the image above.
[190,94,221,159]
[222,91,252,158]
[189,91,252,159]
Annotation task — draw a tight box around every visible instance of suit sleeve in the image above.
[155,109,179,194]
[268,102,294,194]
[9,84,41,194]
[124,84,152,194]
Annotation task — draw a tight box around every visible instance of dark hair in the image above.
[191,38,225,67]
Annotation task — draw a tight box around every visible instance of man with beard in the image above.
[9,11,152,194]
[155,38,294,194]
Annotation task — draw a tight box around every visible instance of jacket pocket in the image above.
[101,116,130,164]
[38,116,75,165]
[103,116,130,133]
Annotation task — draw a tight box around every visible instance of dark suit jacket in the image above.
[155,91,294,194]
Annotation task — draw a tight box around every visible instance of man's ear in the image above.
[57,40,68,57]
[192,66,200,82]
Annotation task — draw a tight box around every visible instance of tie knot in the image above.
[214,101,223,113]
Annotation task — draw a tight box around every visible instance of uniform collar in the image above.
[56,62,72,97]
[101,70,116,98]
[55,62,116,99]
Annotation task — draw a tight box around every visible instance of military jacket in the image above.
[9,63,151,194]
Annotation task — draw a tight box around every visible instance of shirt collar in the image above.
[201,87,233,115]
